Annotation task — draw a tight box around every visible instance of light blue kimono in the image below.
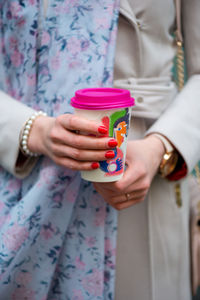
[0,1,119,299]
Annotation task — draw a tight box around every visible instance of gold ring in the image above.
[125,193,131,201]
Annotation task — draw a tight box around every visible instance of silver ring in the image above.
[125,193,131,201]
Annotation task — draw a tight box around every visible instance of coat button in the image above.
[137,96,143,103]
[136,21,141,29]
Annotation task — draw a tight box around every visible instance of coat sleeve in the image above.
[0,90,38,178]
[146,0,200,173]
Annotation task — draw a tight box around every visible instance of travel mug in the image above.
[71,87,135,182]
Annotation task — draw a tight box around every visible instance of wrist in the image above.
[147,133,179,178]
[27,115,52,155]
[144,134,166,170]
[20,111,47,156]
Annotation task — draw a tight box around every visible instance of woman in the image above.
[0,0,200,299]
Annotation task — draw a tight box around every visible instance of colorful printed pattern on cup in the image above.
[100,108,130,176]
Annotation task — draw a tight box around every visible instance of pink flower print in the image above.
[67,37,81,56]
[5,76,19,98]
[9,88,18,99]
[15,271,32,286]
[105,239,112,253]
[40,227,53,240]
[27,74,36,86]
[53,193,62,204]
[105,238,116,257]
[52,102,61,114]
[41,31,51,45]
[40,224,55,240]
[69,0,79,6]
[51,53,60,70]
[72,289,84,300]
[54,2,70,15]
[16,17,26,28]
[39,167,58,185]
[28,0,36,5]
[105,3,114,15]
[90,193,104,208]
[40,63,49,76]
[3,223,29,251]
[68,60,82,69]
[54,6,61,15]
[7,178,21,192]
[5,77,12,87]
[12,287,35,300]
[82,269,103,297]
[9,36,18,50]
[10,2,22,18]
[10,50,24,67]
[55,0,79,14]
[66,189,77,203]
[94,207,106,226]
[95,17,110,30]
[85,236,96,247]
[75,256,86,270]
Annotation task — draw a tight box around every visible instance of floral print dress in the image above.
[0,1,119,299]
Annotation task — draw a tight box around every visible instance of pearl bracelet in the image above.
[20,110,47,157]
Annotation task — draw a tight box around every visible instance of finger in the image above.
[51,127,117,150]
[114,197,145,210]
[53,156,100,171]
[51,143,116,161]
[92,165,137,193]
[107,162,150,193]
[93,165,150,198]
[93,180,122,192]
[110,189,147,204]
[93,182,117,197]
[115,162,146,190]
[58,114,109,136]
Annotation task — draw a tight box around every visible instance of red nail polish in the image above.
[91,162,100,169]
[98,125,108,134]
[108,139,118,148]
[105,150,115,159]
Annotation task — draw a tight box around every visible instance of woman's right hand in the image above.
[27,113,117,171]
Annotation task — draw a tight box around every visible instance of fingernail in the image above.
[108,139,118,148]
[105,150,115,159]
[98,125,108,134]
[91,162,100,169]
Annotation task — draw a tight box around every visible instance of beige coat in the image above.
[0,0,200,299]
[114,0,200,299]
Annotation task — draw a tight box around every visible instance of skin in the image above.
[28,114,117,170]
[28,114,165,210]
[94,136,165,210]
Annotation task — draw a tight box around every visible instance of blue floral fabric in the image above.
[0,1,119,299]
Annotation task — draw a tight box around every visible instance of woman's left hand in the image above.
[93,135,165,210]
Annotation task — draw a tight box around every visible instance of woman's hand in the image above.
[27,114,118,171]
[93,135,165,210]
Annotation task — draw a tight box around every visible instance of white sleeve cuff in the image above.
[0,90,38,178]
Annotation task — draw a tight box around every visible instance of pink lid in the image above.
[71,88,135,110]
